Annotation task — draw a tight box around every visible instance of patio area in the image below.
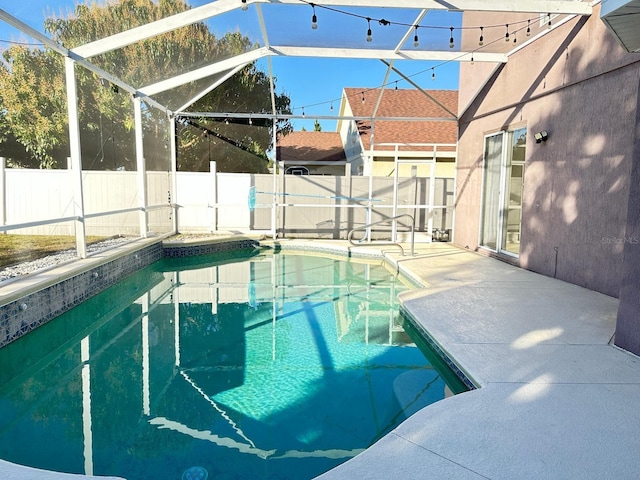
[308,242,640,479]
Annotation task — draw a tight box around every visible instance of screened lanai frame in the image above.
[0,0,593,259]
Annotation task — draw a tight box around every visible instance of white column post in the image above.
[428,146,437,240]
[392,146,399,242]
[271,117,278,240]
[65,57,87,258]
[0,157,6,233]
[169,116,178,234]
[134,97,149,237]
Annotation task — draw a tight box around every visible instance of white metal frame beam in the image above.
[0,9,169,114]
[269,46,508,63]
[248,0,592,15]
[138,48,270,96]
[72,0,240,58]
[174,65,246,113]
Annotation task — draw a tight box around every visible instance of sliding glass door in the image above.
[480,128,526,256]
[480,133,504,250]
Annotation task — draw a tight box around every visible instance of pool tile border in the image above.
[0,242,163,348]
[400,304,478,391]
[0,238,263,348]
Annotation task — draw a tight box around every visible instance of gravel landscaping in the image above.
[0,236,133,284]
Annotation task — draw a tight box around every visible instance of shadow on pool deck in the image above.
[316,243,640,480]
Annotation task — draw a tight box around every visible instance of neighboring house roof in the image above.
[343,88,458,152]
[277,131,347,163]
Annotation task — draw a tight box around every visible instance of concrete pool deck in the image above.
[315,242,640,480]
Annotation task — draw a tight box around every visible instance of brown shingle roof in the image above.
[277,131,346,162]
[343,88,458,151]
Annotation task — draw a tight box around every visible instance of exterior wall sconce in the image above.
[534,130,549,143]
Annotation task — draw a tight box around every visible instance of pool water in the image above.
[0,250,466,480]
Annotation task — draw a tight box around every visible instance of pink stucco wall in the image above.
[456,6,640,297]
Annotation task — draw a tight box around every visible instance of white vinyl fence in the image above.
[0,161,455,241]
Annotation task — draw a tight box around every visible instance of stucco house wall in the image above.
[456,5,640,297]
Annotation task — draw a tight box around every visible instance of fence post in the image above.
[210,161,217,232]
[0,157,5,234]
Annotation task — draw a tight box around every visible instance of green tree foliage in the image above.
[0,0,292,172]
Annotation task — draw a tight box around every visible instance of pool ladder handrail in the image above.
[348,214,415,256]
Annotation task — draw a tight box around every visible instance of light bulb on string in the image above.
[431,68,435,80]
[413,25,419,47]
[366,18,373,42]
[241,0,248,11]
[449,27,454,48]
[361,91,365,104]
[311,4,317,30]
[479,26,484,46]
[330,101,333,112]
[527,19,531,36]
[505,24,509,42]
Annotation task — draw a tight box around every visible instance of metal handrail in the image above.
[347,214,415,256]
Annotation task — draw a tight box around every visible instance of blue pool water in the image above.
[0,249,466,480]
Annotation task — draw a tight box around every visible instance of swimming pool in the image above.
[0,249,466,480]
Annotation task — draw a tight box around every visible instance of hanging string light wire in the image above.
[296,0,540,45]
[289,7,553,114]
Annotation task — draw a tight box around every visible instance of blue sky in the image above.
[0,1,462,132]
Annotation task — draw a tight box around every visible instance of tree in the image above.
[0,0,292,172]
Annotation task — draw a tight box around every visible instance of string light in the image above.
[395,81,398,90]
[289,3,555,115]
[311,3,318,30]
[241,0,248,11]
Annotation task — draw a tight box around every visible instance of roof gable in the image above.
[342,88,458,150]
